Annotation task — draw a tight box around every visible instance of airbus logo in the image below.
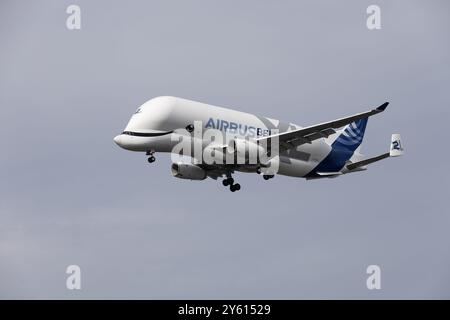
[205,117,271,137]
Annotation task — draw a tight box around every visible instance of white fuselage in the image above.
[114,96,341,178]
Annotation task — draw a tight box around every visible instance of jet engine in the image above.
[171,162,207,180]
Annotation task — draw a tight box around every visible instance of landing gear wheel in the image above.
[222,177,234,186]
[230,183,241,192]
[263,175,274,180]
[147,156,156,163]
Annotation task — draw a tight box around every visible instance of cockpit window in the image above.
[134,107,142,114]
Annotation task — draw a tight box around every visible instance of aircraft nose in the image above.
[113,134,123,147]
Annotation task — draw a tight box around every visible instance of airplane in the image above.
[114,96,403,192]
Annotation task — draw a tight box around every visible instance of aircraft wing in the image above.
[257,102,389,151]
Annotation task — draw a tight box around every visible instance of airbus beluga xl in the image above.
[114,96,403,192]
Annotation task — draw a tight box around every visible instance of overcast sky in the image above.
[1,0,449,299]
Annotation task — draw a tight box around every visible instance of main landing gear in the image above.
[257,168,275,181]
[146,150,156,163]
[222,176,241,192]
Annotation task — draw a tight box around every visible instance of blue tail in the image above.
[333,118,368,152]
[307,118,368,175]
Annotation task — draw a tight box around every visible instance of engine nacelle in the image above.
[171,162,207,180]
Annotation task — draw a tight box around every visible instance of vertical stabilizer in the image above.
[390,134,404,157]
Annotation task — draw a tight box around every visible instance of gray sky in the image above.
[1,0,449,299]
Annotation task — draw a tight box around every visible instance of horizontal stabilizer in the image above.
[306,171,342,180]
[317,171,343,176]
[346,133,404,171]
[346,153,390,170]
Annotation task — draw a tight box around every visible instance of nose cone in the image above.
[113,133,150,151]
[113,134,123,147]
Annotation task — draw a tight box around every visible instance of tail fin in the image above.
[333,118,368,152]
[390,134,404,157]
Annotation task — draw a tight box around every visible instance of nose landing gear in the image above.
[146,150,156,163]
[222,176,241,192]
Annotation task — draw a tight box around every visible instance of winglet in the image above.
[376,102,389,112]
